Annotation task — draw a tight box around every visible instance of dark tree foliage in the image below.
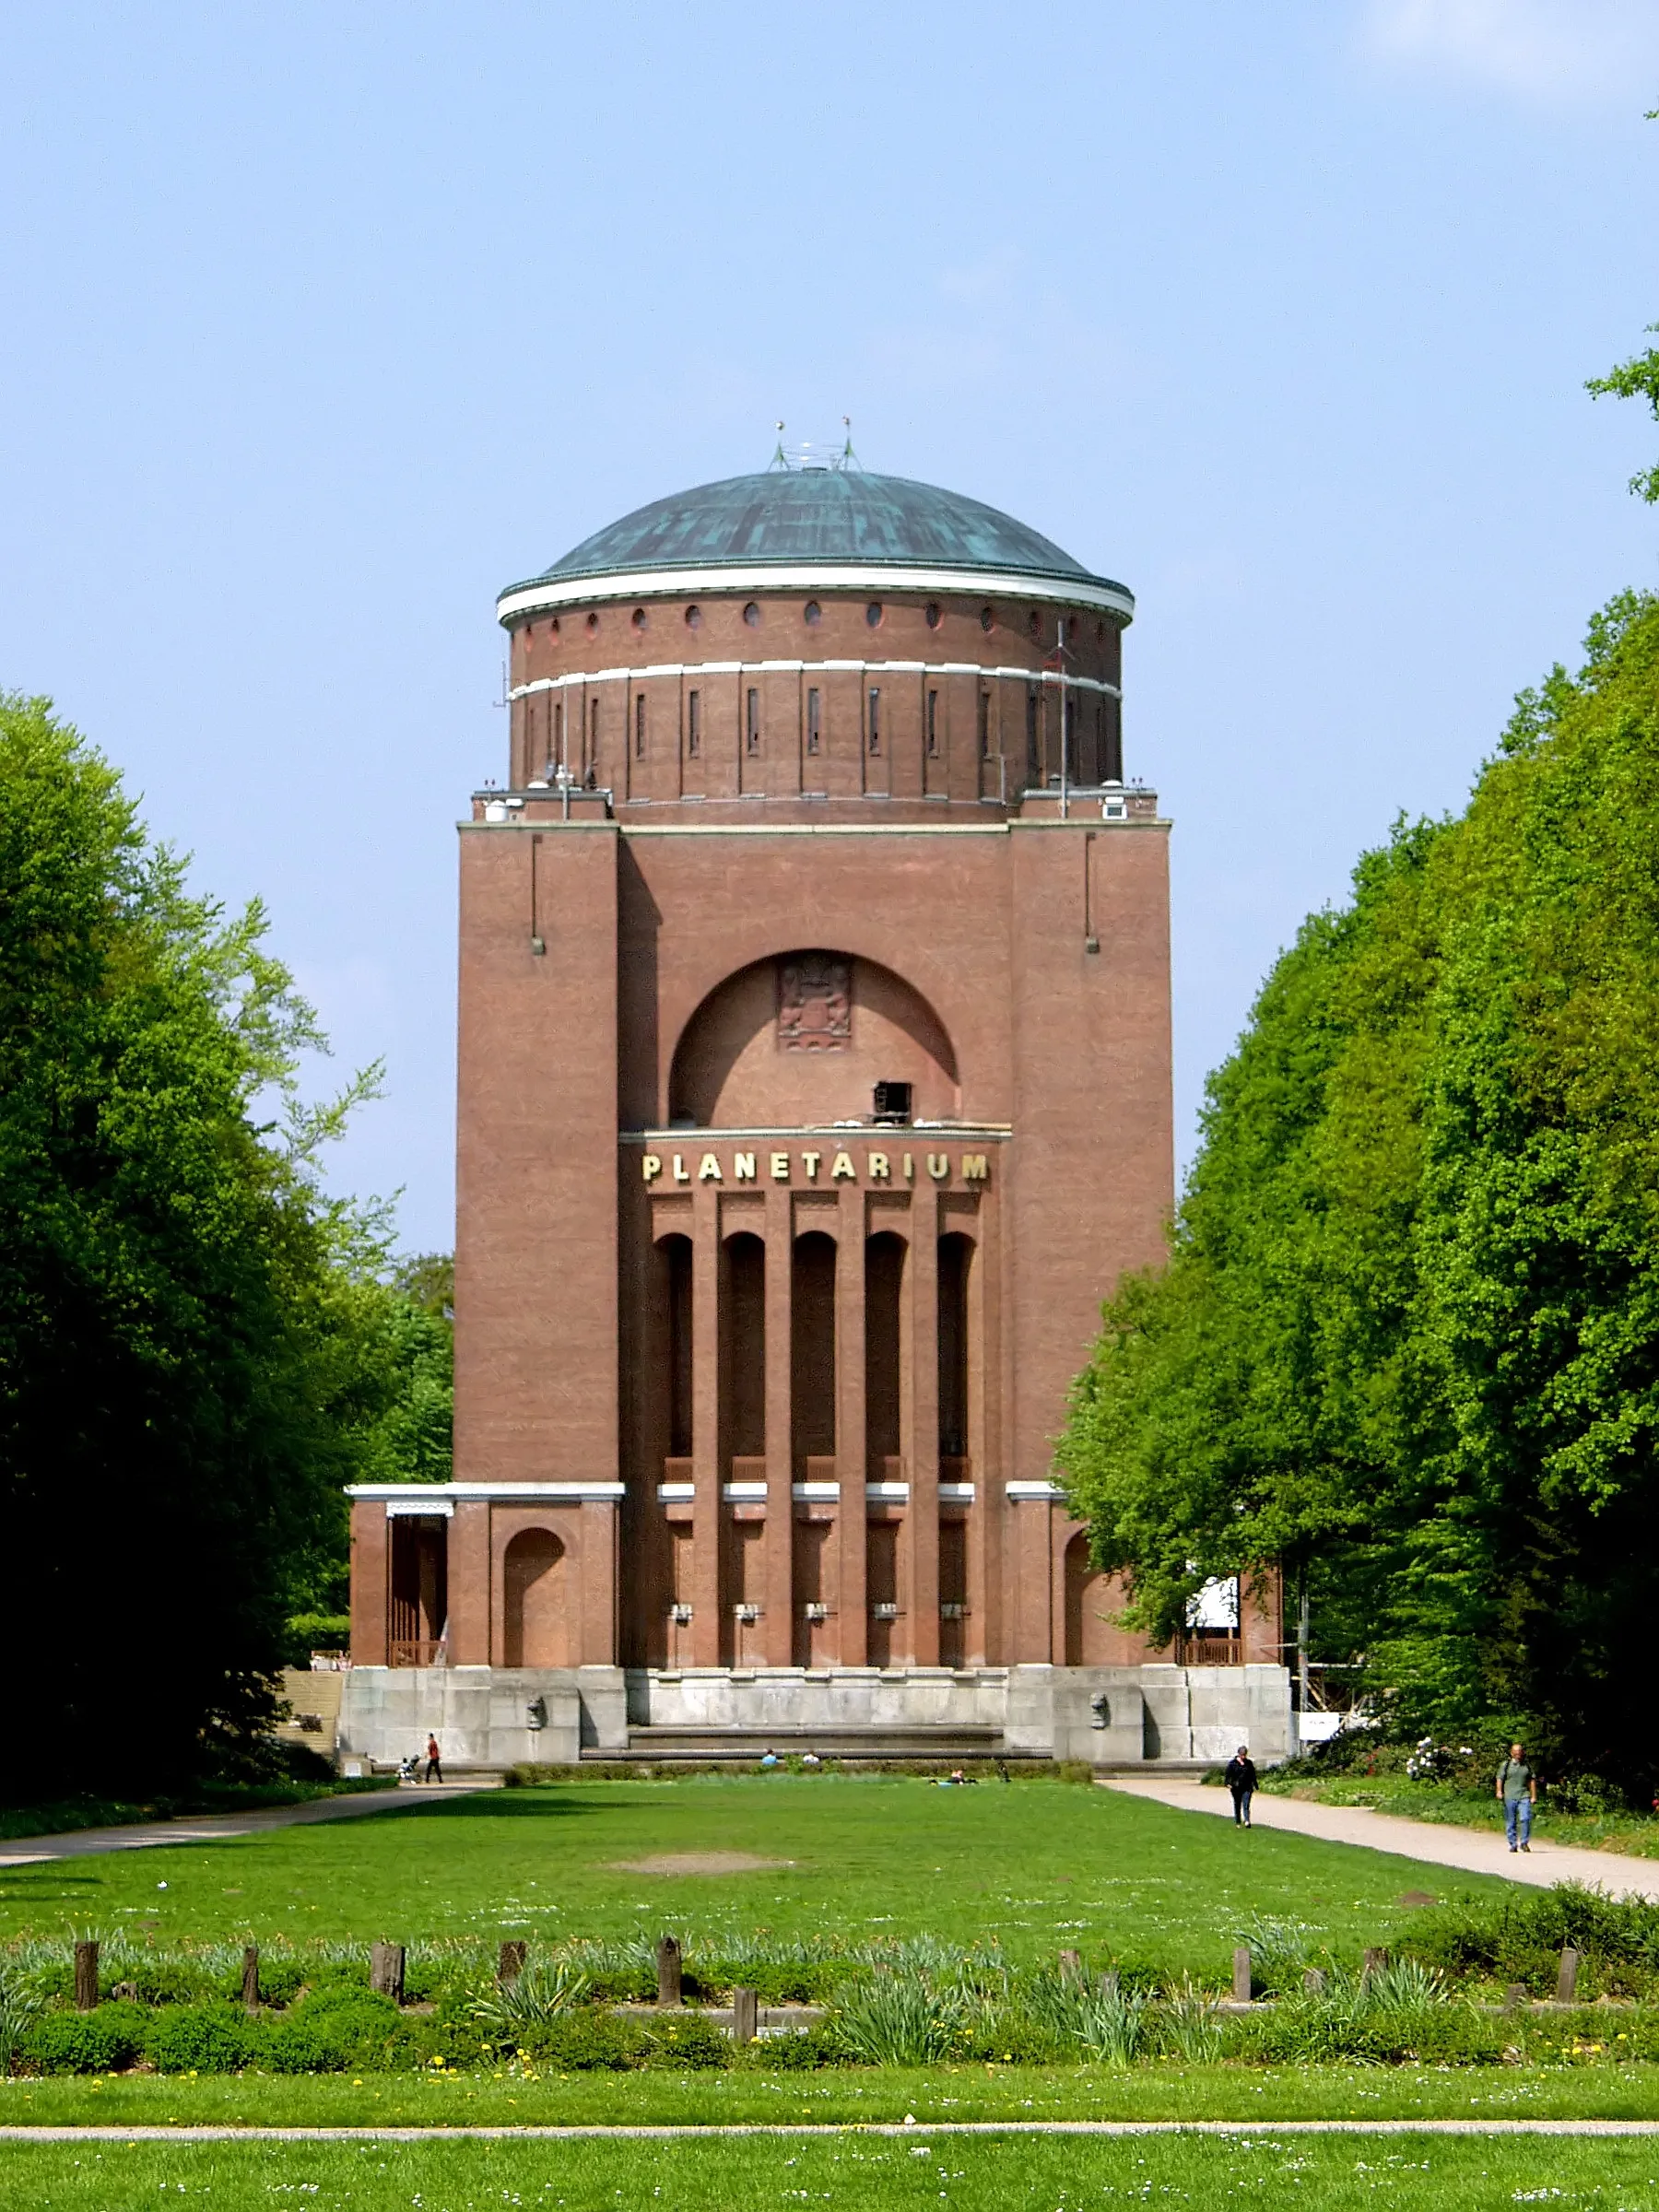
[0,696,421,1793]
[1057,594,1659,1793]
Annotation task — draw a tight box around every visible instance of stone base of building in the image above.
[337,1662,1291,1771]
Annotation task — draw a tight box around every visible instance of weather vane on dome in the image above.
[767,416,863,473]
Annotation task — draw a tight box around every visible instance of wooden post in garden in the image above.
[1098,1971,1119,2000]
[370,1942,406,2004]
[1557,1947,1580,2003]
[1362,1947,1388,1983]
[1058,1948,1081,1979]
[1231,1947,1252,2003]
[499,1940,527,1987]
[1503,1982,1527,2014]
[241,1947,260,2016]
[1303,1968,1326,1996]
[732,1986,759,2043]
[74,1940,99,2012]
[656,1936,682,2008]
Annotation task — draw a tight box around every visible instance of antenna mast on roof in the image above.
[837,416,863,472]
[769,420,790,471]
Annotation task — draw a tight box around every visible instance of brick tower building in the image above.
[340,454,1289,1770]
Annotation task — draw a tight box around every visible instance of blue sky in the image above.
[2,1,1656,1252]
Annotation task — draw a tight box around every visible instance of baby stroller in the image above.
[397,1752,421,1783]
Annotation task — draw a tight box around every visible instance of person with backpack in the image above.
[1224,1745,1258,1828]
[1496,1742,1536,1852]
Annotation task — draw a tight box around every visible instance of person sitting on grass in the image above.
[1497,1741,1537,1853]
[1224,1745,1257,1828]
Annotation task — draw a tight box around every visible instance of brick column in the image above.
[581,1498,619,1664]
[348,1500,388,1666]
[763,1182,794,1666]
[835,1186,867,1665]
[690,1180,723,1668]
[446,1499,490,1665]
[905,1184,940,1665]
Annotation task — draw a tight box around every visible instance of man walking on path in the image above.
[423,1734,443,1785]
[1224,1745,1258,1828]
[1497,1742,1536,1852]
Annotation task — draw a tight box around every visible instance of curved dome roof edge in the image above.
[500,468,1131,606]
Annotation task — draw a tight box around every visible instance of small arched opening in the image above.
[503,1529,568,1668]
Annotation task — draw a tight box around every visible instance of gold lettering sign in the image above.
[639,1146,992,1187]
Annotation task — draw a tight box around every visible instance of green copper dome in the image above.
[503,469,1128,601]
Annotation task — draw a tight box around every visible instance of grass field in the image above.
[4,2128,1659,2208]
[1252,1771,1659,1860]
[7,2061,1659,2125]
[0,1776,1512,1976]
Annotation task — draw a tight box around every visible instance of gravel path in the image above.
[0,1781,492,1867]
[1100,1775,1659,1900]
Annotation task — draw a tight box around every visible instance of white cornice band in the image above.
[498,564,1134,626]
[507,660,1120,701]
[348,1482,625,1504]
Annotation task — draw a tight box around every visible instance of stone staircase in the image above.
[607,1724,1037,1764]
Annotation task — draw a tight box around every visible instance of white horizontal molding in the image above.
[722,1481,768,1502]
[624,1124,1012,1142]
[865,1481,910,1502]
[938,1483,976,1504]
[656,1482,695,1503]
[497,564,1135,625]
[347,1482,625,1504]
[793,1481,841,1500]
[383,1499,453,1519]
[1006,1479,1062,1500]
[508,662,1120,701]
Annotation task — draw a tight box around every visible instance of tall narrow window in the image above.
[746,687,760,755]
[589,695,599,773]
[553,699,563,768]
[806,686,821,754]
[687,688,700,759]
[634,694,646,758]
[926,688,940,758]
[1025,688,1039,787]
[977,689,991,759]
[867,687,881,755]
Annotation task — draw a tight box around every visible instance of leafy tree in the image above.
[0,694,406,1791]
[1059,593,1659,1791]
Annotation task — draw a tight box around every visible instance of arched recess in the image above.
[668,950,959,1127]
[1064,1531,1132,1668]
[503,1529,568,1668]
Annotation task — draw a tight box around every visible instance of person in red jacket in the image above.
[423,1734,443,1785]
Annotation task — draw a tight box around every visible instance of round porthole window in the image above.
[744,602,761,628]
[980,606,994,633]
[586,611,599,634]
[804,600,821,626]
[631,606,647,631]
[925,603,942,629]
[865,601,883,629]
[684,604,701,629]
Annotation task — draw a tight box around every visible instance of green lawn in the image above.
[4,2130,1659,2208]
[1253,1771,1659,1860]
[0,1777,1512,1978]
[7,2062,1659,2127]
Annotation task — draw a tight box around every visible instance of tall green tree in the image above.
[0,694,401,1791]
[1058,592,1659,1789]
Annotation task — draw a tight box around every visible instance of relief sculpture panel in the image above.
[777,954,852,1053]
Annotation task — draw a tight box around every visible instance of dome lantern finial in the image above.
[769,421,789,471]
